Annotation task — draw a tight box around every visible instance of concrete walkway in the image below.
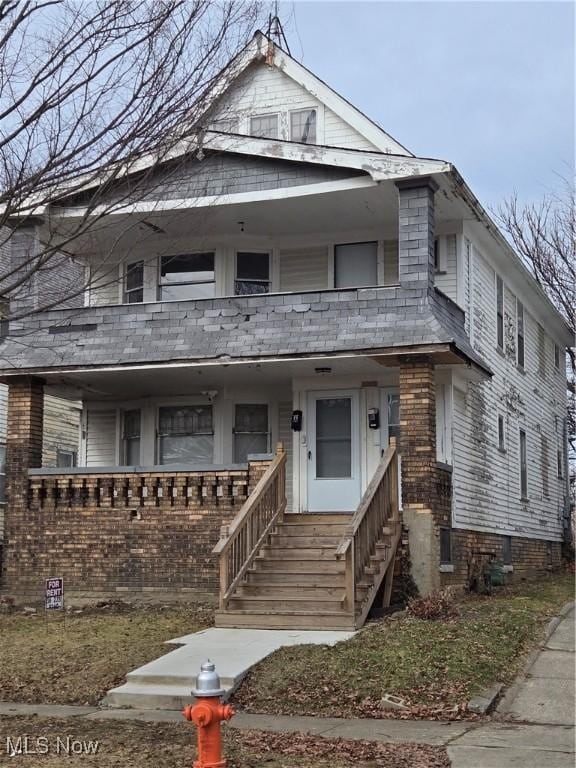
[105,627,355,709]
[448,601,575,767]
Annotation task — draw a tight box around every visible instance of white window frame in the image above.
[496,274,504,351]
[519,428,528,500]
[121,408,142,466]
[249,112,279,139]
[234,250,272,296]
[289,107,318,144]
[123,260,145,304]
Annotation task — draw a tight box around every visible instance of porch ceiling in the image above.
[42,177,467,257]
[43,354,398,401]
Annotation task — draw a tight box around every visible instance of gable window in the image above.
[160,253,215,301]
[335,241,378,289]
[516,300,525,368]
[440,528,452,565]
[497,415,505,452]
[124,260,144,304]
[235,252,270,295]
[234,404,269,463]
[250,113,278,139]
[122,409,141,465]
[496,275,504,350]
[519,428,528,500]
[290,109,317,143]
[554,343,561,370]
[158,406,213,464]
[56,448,77,468]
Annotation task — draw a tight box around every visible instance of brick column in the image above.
[2,377,44,589]
[395,176,439,293]
[399,356,441,594]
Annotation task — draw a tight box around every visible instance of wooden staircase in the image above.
[214,443,400,631]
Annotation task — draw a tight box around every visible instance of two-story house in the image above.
[0,32,571,629]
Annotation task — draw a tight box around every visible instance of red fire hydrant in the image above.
[183,660,234,768]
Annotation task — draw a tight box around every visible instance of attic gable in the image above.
[205,32,412,156]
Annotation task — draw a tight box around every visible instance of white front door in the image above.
[306,391,361,512]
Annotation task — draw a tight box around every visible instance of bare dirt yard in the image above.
[0,716,450,768]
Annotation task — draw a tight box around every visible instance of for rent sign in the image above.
[45,577,64,611]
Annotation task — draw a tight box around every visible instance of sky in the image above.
[281,0,575,210]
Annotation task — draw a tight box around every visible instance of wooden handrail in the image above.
[336,441,400,621]
[214,442,287,610]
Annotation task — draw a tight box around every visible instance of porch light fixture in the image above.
[314,367,332,374]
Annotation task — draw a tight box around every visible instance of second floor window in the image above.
[160,253,215,301]
[235,252,270,295]
[335,241,378,289]
[496,275,504,350]
[519,428,528,499]
[158,405,213,464]
[124,261,144,303]
[122,409,141,465]
[516,300,525,367]
[250,113,278,139]
[290,109,317,143]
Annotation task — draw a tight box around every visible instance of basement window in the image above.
[496,275,504,350]
[250,113,279,139]
[158,406,213,464]
[233,404,269,463]
[502,535,512,565]
[440,528,452,565]
[290,109,317,144]
[123,261,144,304]
[160,253,215,301]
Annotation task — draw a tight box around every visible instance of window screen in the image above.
[290,109,317,143]
[124,261,144,303]
[160,253,215,301]
[158,406,213,464]
[235,252,270,295]
[234,404,269,462]
[123,409,141,465]
[335,242,378,288]
[250,114,278,139]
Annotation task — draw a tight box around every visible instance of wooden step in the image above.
[227,596,344,612]
[269,534,342,547]
[253,559,344,573]
[246,571,345,586]
[278,522,350,536]
[214,610,356,630]
[260,546,340,560]
[293,513,353,523]
[235,584,345,599]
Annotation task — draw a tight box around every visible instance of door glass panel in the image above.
[316,398,352,478]
[388,393,400,442]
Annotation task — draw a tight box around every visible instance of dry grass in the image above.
[0,716,450,768]
[0,604,212,705]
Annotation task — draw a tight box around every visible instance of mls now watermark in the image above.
[6,735,100,756]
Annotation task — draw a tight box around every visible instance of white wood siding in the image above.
[88,265,120,306]
[85,409,117,466]
[211,63,378,150]
[435,234,458,303]
[279,246,329,292]
[452,246,566,541]
[42,397,81,467]
[278,401,294,512]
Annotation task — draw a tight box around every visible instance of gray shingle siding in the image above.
[0,286,488,374]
